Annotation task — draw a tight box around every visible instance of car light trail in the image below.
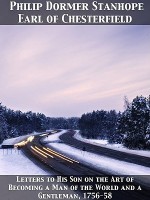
[31,146,47,158]
[34,146,54,158]
[43,147,73,163]
[43,147,79,164]
[14,136,35,147]
[14,140,27,147]
[27,136,34,142]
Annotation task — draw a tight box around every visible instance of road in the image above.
[15,130,150,200]
[21,132,103,175]
[60,130,150,168]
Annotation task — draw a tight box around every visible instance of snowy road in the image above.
[19,130,150,199]
[59,130,150,168]
[0,133,55,175]
[1,130,150,200]
[23,131,103,175]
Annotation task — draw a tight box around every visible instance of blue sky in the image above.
[0,25,150,117]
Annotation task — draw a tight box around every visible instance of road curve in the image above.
[22,132,103,176]
[18,131,150,200]
[60,130,150,168]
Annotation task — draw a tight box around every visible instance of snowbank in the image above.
[0,149,50,175]
[1,132,40,146]
[74,131,150,158]
[0,133,53,175]
[42,130,67,143]
[49,143,150,176]
[42,130,150,175]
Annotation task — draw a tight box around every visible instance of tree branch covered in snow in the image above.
[79,95,150,150]
[0,103,79,144]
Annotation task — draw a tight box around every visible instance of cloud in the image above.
[0,25,150,117]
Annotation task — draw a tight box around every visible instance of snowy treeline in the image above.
[79,96,150,150]
[0,105,8,143]
[0,95,150,149]
[79,110,118,140]
[118,96,150,149]
[0,104,79,144]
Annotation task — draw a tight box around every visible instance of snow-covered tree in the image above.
[0,104,8,143]
[118,96,150,149]
[0,102,79,142]
[107,111,123,144]
[79,110,118,139]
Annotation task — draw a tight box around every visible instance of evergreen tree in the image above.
[107,111,123,144]
[79,110,118,139]
[0,103,8,143]
[0,102,79,143]
[118,96,150,149]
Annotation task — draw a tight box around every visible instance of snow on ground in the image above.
[0,149,50,175]
[74,131,150,158]
[47,129,67,141]
[0,130,66,175]
[49,143,150,175]
[1,131,40,146]
[45,130,150,186]
[44,130,150,176]
[49,143,150,186]
[1,129,150,178]
[0,134,52,175]
[42,130,67,143]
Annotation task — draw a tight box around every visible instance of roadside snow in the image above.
[42,130,150,175]
[1,130,149,177]
[1,132,40,146]
[42,130,67,143]
[0,134,52,175]
[49,143,150,176]
[0,149,50,175]
[74,131,150,158]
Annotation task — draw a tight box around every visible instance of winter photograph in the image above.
[0,25,150,199]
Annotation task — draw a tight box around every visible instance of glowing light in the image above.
[44,147,73,163]
[14,135,35,147]
[43,147,79,164]
[34,146,54,158]
[27,136,34,142]
[31,146,47,158]
[14,140,27,147]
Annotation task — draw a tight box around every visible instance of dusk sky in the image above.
[0,25,150,117]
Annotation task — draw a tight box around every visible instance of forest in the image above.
[79,95,150,149]
[0,104,79,143]
[0,95,150,149]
